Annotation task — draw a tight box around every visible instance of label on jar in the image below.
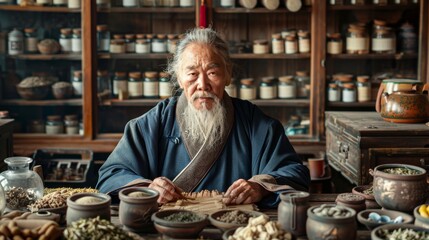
[346,37,369,51]
[327,42,342,54]
[25,37,38,53]
[278,85,296,99]
[110,43,126,53]
[259,86,276,99]
[128,81,143,97]
[298,38,310,53]
[253,44,268,54]
[357,86,371,102]
[285,41,298,54]
[240,88,256,100]
[113,80,128,96]
[159,81,173,98]
[71,38,82,52]
[143,81,159,97]
[328,88,341,102]
[372,38,395,52]
[136,42,150,53]
[60,38,72,52]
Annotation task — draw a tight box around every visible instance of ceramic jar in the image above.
[371,164,428,212]
[278,191,309,236]
[352,185,381,209]
[335,193,366,214]
[119,187,159,232]
[66,192,111,225]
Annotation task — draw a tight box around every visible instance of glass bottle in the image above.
[346,24,369,54]
[295,71,310,98]
[239,78,256,100]
[71,28,82,53]
[46,115,64,134]
[271,33,284,54]
[253,39,269,54]
[297,30,310,53]
[68,0,80,8]
[113,72,128,98]
[151,34,167,53]
[125,34,136,53]
[278,75,296,99]
[72,70,83,96]
[327,83,341,102]
[97,25,110,52]
[159,72,172,99]
[259,76,277,99]
[356,75,371,102]
[64,114,79,135]
[8,28,23,55]
[59,28,72,53]
[0,157,44,210]
[327,33,343,55]
[24,28,38,54]
[143,71,159,98]
[97,70,111,97]
[128,71,143,98]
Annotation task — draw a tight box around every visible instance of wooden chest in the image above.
[325,111,429,185]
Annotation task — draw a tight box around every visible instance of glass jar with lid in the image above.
[342,83,356,102]
[128,71,143,99]
[136,39,151,53]
[151,34,167,53]
[220,0,235,7]
[278,75,296,99]
[271,33,284,54]
[297,30,310,53]
[372,21,395,54]
[162,0,179,7]
[356,75,371,102]
[295,71,310,98]
[110,35,126,53]
[45,115,64,134]
[346,24,369,54]
[68,0,81,8]
[0,157,44,210]
[239,78,256,100]
[225,78,237,98]
[36,0,52,5]
[113,71,128,98]
[8,28,23,55]
[285,35,298,54]
[28,119,45,133]
[259,76,277,99]
[159,72,172,99]
[125,34,136,53]
[180,0,194,7]
[24,28,38,53]
[144,71,159,98]
[167,34,178,54]
[72,70,83,97]
[327,33,343,55]
[97,70,111,97]
[253,39,269,54]
[97,25,110,52]
[59,28,72,53]
[123,0,139,7]
[64,114,79,135]
[327,82,341,102]
[71,28,82,53]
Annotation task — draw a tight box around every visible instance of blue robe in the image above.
[96,96,310,208]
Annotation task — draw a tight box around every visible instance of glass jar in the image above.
[285,35,298,54]
[8,28,23,55]
[68,0,81,8]
[97,0,111,8]
[97,70,111,97]
[394,0,408,3]
[179,0,194,7]
[356,75,371,102]
[278,75,296,99]
[350,0,365,4]
[281,29,296,39]
[24,28,38,53]
[36,0,52,5]
[0,157,44,210]
[297,30,310,53]
[59,28,72,53]
[151,35,167,53]
[329,0,343,4]
[72,70,83,96]
[167,34,178,54]
[64,114,79,135]
[220,0,235,7]
[123,0,138,7]
[97,25,110,52]
[136,39,151,53]
[128,71,143,98]
[162,0,179,7]
[79,121,83,135]
[399,22,417,54]
[342,83,356,102]
[327,33,343,55]
[225,78,237,98]
[45,115,64,134]
[71,28,82,52]
[295,71,310,98]
[159,72,172,99]
[239,78,256,100]
[143,71,159,98]
[328,83,341,102]
[372,25,395,54]
[373,0,388,4]
[271,33,284,54]
[346,25,369,54]
[28,119,45,133]
[113,72,128,98]
[110,40,126,53]
[253,39,269,54]
[125,34,136,53]
[141,0,157,6]
[259,76,277,99]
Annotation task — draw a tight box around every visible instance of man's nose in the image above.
[197,73,210,91]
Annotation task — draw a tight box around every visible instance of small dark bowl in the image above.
[151,209,208,239]
[209,209,268,231]
[52,82,73,99]
[371,223,429,240]
[17,85,50,100]
[352,185,381,209]
[357,209,414,230]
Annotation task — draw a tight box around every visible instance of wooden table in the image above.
[110,194,372,240]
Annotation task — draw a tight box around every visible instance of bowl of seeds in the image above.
[151,209,208,239]
[16,76,52,100]
[371,223,429,240]
[209,209,268,231]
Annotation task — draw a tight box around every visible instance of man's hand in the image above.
[148,176,183,204]
[222,179,270,205]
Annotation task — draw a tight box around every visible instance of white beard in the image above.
[182,93,227,149]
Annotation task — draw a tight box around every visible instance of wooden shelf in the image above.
[327,4,418,11]
[97,7,194,13]
[98,53,171,60]
[327,101,376,108]
[0,99,82,106]
[328,53,418,60]
[213,6,311,14]
[230,53,311,59]
[8,53,81,61]
[0,5,80,12]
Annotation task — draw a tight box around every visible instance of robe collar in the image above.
[173,92,234,192]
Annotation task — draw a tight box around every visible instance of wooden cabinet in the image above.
[0,1,427,156]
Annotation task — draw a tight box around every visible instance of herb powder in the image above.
[163,212,202,223]
[216,210,251,224]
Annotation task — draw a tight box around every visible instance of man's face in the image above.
[177,43,227,110]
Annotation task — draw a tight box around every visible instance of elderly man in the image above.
[96,27,310,208]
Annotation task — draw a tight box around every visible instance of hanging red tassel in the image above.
[199,0,207,28]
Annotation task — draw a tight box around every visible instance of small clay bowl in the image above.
[371,224,429,240]
[151,209,208,239]
[209,209,268,231]
[66,192,111,225]
[352,185,381,209]
[357,209,414,230]
[414,204,429,228]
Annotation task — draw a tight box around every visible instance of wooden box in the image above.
[325,111,429,185]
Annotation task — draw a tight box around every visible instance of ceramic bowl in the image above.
[414,204,429,228]
[357,209,414,230]
[151,209,208,239]
[66,192,111,225]
[16,85,50,100]
[222,228,235,240]
[352,185,381,209]
[371,223,429,240]
[209,209,268,231]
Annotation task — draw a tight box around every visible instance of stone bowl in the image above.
[357,209,414,230]
[352,185,381,209]
[151,209,208,239]
[371,223,429,240]
[208,209,268,231]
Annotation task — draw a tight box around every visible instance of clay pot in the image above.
[118,187,159,233]
[335,193,366,214]
[352,185,381,209]
[371,164,428,212]
[66,192,111,225]
[278,191,309,237]
[380,90,429,123]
